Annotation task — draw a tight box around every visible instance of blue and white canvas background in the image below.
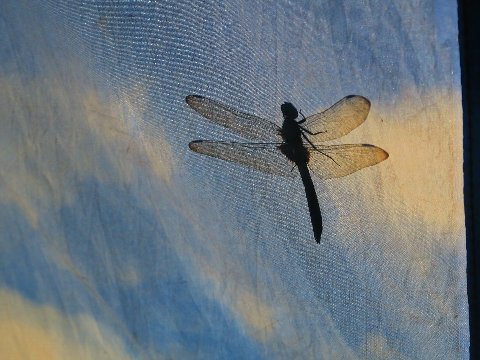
[0,0,467,359]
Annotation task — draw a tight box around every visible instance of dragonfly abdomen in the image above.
[296,161,322,243]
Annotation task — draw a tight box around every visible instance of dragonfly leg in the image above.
[301,132,340,166]
[301,132,318,149]
[297,111,326,135]
[299,125,327,136]
[297,110,307,124]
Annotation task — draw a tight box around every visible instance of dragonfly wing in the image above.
[189,140,295,177]
[306,144,388,179]
[303,95,371,141]
[186,95,282,142]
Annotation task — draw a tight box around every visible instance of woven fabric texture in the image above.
[0,0,468,359]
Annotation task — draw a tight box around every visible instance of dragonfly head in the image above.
[281,102,298,120]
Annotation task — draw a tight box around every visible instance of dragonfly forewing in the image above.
[303,95,371,142]
[189,140,295,177]
[186,95,282,142]
[306,144,388,179]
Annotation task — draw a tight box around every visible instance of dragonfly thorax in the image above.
[280,103,303,143]
[279,102,308,163]
[281,117,302,142]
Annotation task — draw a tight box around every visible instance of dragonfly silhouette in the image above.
[186,95,388,243]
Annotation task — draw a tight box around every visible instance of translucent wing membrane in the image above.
[186,95,282,141]
[189,140,295,177]
[306,144,389,179]
[303,95,371,141]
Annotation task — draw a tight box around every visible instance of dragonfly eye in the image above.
[281,102,298,120]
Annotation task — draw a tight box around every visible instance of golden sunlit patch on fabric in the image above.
[335,88,464,240]
[0,289,132,360]
[314,89,465,339]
